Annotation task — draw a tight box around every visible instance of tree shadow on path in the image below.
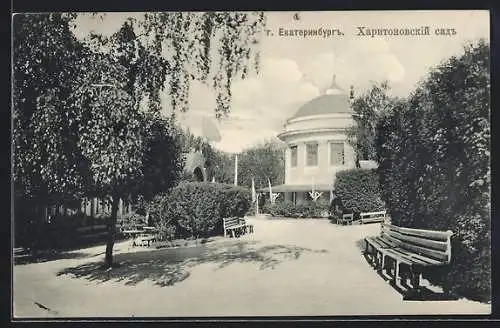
[57,240,329,287]
[15,249,91,265]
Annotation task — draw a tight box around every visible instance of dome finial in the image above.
[324,74,344,95]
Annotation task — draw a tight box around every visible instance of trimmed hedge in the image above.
[146,193,177,240]
[159,182,252,239]
[333,168,385,216]
[263,201,330,218]
[374,41,490,302]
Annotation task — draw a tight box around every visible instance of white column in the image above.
[318,140,329,183]
[284,147,290,184]
[119,198,124,218]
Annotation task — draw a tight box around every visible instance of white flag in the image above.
[268,178,273,204]
[212,176,215,183]
[251,177,256,203]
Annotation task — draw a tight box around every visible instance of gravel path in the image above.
[13,217,490,317]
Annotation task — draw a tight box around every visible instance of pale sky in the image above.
[73,11,490,153]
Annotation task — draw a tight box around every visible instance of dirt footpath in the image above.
[13,217,491,317]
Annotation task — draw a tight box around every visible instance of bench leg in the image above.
[365,242,376,267]
[410,271,421,290]
[404,271,425,300]
[372,249,377,267]
[374,249,381,267]
[379,251,386,272]
[393,260,403,287]
[393,260,399,282]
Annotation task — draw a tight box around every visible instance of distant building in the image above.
[264,75,357,204]
[184,149,207,182]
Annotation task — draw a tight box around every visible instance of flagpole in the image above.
[268,178,273,204]
[234,153,238,186]
[252,177,258,216]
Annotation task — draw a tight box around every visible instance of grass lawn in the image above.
[13,217,491,317]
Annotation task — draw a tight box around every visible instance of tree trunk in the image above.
[104,194,119,267]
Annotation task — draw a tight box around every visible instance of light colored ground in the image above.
[13,216,491,318]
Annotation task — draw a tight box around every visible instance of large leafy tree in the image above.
[238,140,285,189]
[13,14,92,249]
[13,14,88,202]
[139,112,184,202]
[206,148,235,184]
[346,81,398,163]
[69,50,146,266]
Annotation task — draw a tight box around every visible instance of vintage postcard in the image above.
[12,10,491,318]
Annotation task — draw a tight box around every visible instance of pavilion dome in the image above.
[290,75,352,120]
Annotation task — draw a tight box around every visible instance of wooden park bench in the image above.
[223,217,253,238]
[336,213,354,225]
[239,218,254,234]
[364,222,453,298]
[135,233,157,247]
[359,210,387,224]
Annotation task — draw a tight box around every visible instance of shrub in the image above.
[245,205,256,216]
[333,168,385,215]
[162,182,251,239]
[263,201,330,218]
[374,40,490,302]
[118,212,147,230]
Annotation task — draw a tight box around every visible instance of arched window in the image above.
[193,167,204,182]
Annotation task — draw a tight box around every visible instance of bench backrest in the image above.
[381,223,453,264]
[223,217,240,228]
[361,210,386,218]
[342,213,354,220]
